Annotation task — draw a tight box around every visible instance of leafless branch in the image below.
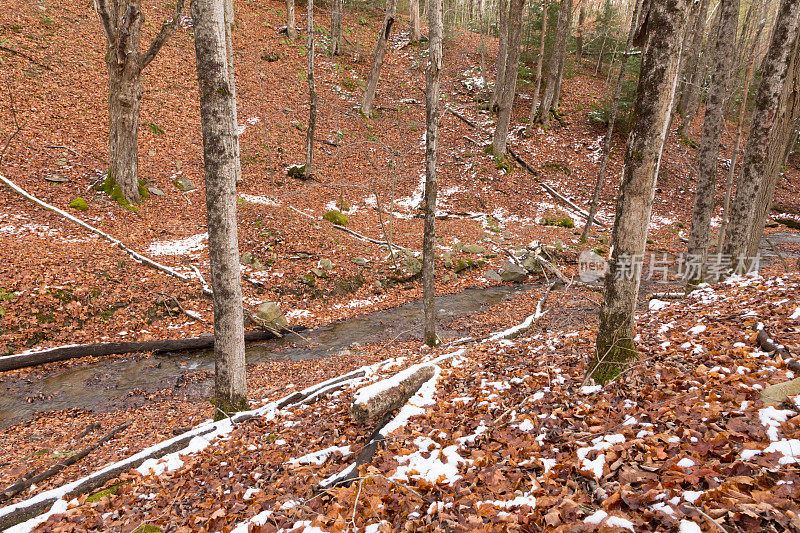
[140,0,186,70]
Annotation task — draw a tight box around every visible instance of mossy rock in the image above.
[298,273,316,286]
[86,482,128,503]
[462,244,486,254]
[323,210,349,226]
[132,525,163,533]
[172,177,195,192]
[69,197,88,211]
[336,197,350,212]
[541,217,575,228]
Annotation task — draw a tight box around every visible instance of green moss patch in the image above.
[323,210,349,226]
[69,197,88,211]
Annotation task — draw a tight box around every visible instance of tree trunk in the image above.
[528,0,549,128]
[678,3,717,136]
[410,0,422,41]
[192,0,247,414]
[490,0,510,111]
[286,0,297,39]
[576,3,585,62]
[423,0,443,347]
[224,0,242,184]
[492,0,525,154]
[685,0,739,283]
[746,29,800,257]
[536,0,572,126]
[331,0,343,54]
[723,0,800,260]
[676,0,710,117]
[306,0,317,176]
[580,0,641,243]
[361,0,399,116]
[587,0,687,385]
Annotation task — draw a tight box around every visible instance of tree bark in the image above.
[96,0,184,205]
[528,0,549,128]
[306,0,317,176]
[676,0,710,117]
[286,0,298,39]
[410,0,422,41]
[723,0,800,260]
[576,3,585,62]
[580,0,641,242]
[224,0,242,184]
[536,0,572,126]
[192,0,248,415]
[423,0,443,347]
[587,0,687,384]
[361,0,399,117]
[685,0,739,283]
[490,0,510,111]
[331,0,343,54]
[492,0,525,154]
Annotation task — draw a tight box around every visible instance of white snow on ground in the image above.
[676,457,695,468]
[576,434,625,479]
[240,194,281,207]
[393,172,426,215]
[392,437,470,486]
[147,233,208,256]
[476,493,536,510]
[679,520,703,533]
[791,307,800,320]
[286,309,313,319]
[605,516,635,531]
[687,324,707,335]
[649,299,669,311]
[287,445,352,466]
[758,406,798,441]
[583,510,608,524]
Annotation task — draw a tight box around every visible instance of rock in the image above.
[522,256,539,274]
[240,252,255,265]
[319,258,333,270]
[454,257,475,273]
[298,273,315,286]
[45,175,69,183]
[442,252,454,269]
[485,269,502,281]
[323,210,349,226]
[68,197,88,211]
[173,177,195,192]
[147,185,165,196]
[255,301,288,328]
[287,164,307,179]
[761,377,800,407]
[578,250,608,282]
[443,273,451,283]
[499,261,528,283]
[403,255,422,276]
[352,257,368,267]
[462,244,486,254]
[251,258,268,270]
[311,267,327,278]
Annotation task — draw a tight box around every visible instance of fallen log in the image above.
[755,324,800,373]
[0,326,307,372]
[1,422,131,502]
[350,364,434,424]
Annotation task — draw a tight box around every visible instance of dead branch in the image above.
[288,205,408,252]
[0,46,51,70]
[140,0,186,70]
[0,83,21,167]
[0,422,131,502]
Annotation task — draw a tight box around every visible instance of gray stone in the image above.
[485,269,502,281]
[462,244,486,254]
[240,252,254,265]
[403,255,422,276]
[255,301,288,328]
[761,377,800,407]
[311,267,327,278]
[319,258,333,270]
[442,252,454,269]
[522,256,539,274]
[251,258,267,270]
[147,185,165,196]
[499,261,528,283]
[352,257,368,267]
[173,177,195,191]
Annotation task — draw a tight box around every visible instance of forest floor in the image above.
[0,0,799,529]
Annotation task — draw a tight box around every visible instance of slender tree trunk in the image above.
[576,3,585,62]
[306,0,317,176]
[423,0,443,347]
[536,0,571,126]
[493,0,525,154]
[411,0,422,41]
[528,0,549,128]
[723,0,800,260]
[718,13,767,249]
[587,0,687,385]
[286,0,298,39]
[331,0,343,54]
[490,0,510,111]
[746,30,800,256]
[685,0,739,283]
[192,0,247,415]
[361,0,399,116]
[595,31,607,76]
[676,0,710,117]
[580,0,641,243]
[224,0,242,184]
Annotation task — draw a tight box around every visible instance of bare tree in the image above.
[224,0,242,184]
[361,0,399,117]
[576,3,586,62]
[306,0,317,177]
[685,0,739,283]
[331,0,343,54]
[192,0,247,414]
[492,0,525,154]
[535,0,572,127]
[286,0,298,39]
[423,0,443,347]
[675,0,710,117]
[723,0,800,260]
[580,0,642,242]
[410,0,422,42]
[587,0,688,384]
[490,0,510,111]
[95,0,185,205]
[528,0,549,129]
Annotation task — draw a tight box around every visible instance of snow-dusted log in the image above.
[351,364,435,423]
[0,172,210,295]
[0,328,304,372]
